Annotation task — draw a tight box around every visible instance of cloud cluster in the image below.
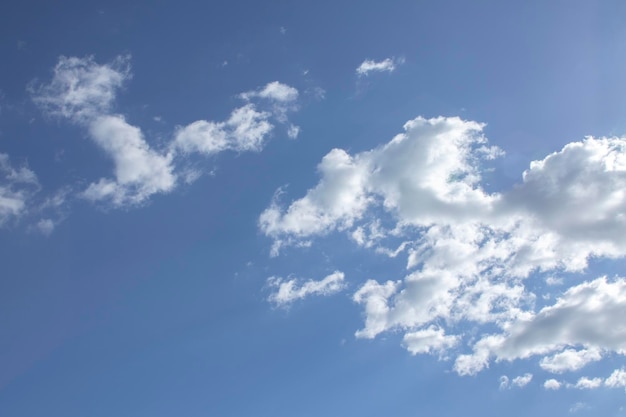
[542,368,626,391]
[500,373,533,389]
[260,115,626,379]
[31,55,300,208]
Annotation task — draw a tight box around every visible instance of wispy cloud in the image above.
[356,57,404,76]
[30,55,131,123]
[0,153,39,226]
[267,271,345,307]
[500,373,533,389]
[240,81,298,103]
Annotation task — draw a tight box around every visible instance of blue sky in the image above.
[2,1,626,416]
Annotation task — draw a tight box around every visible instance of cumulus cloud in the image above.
[260,116,498,250]
[267,271,345,307]
[605,368,626,388]
[175,81,299,156]
[403,326,459,356]
[544,379,561,390]
[82,115,176,206]
[459,277,626,373]
[32,56,299,209]
[239,81,299,125]
[259,115,626,380]
[173,104,272,155]
[575,377,603,389]
[32,55,174,207]
[539,348,602,374]
[550,368,626,391]
[512,373,533,387]
[0,153,39,226]
[356,57,403,76]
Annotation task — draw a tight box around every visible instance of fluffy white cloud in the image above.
[356,57,403,76]
[605,368,626,388]
[240,81,298,103]
[403,326,458,356]
[82,115,176,206]
[502,137,626,271]
[260,147,372,246]
[175,81,300,156]
[30,55,130,123]
[260,116,499,250]
[539,348,602,374]
[33,56,299,209]
[512,373,533,387]
[267,271,345,306]
[575,377,603,389]
[0,153,39,226]
[260,115,626,380]
[456,277,626,375]
[174,104,272,155]
[500,373,533,389]
[32,56,174,206]
[544,379,561,390]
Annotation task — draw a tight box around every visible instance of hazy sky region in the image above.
[2,1,626,416]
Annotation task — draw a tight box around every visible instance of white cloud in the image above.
[352,279,401,339]
[260,116,498,248]
[500,373,533,389]
[605,368,626,388]
[356,57,402,76]
[175,81,300,155]
[403,326,459,356]
[267,271,345,307]
[575,377,603,389]
[32,56,175,207]
[30,55,130,123]
[287,124,300,139]
[260,147,373,243]
[36,218,55,235]
[82,115,176,206]
[512,373,533,387]
[0,153,39,226]
[260,114,626,380]
[544,379,561,390]
[502,137,626,270]
[240,81,298,103]
[539,348,602,374]
[546,276,563,286]
[456,277,626,375]
[173,104,272,155]
[33,56,299,209]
